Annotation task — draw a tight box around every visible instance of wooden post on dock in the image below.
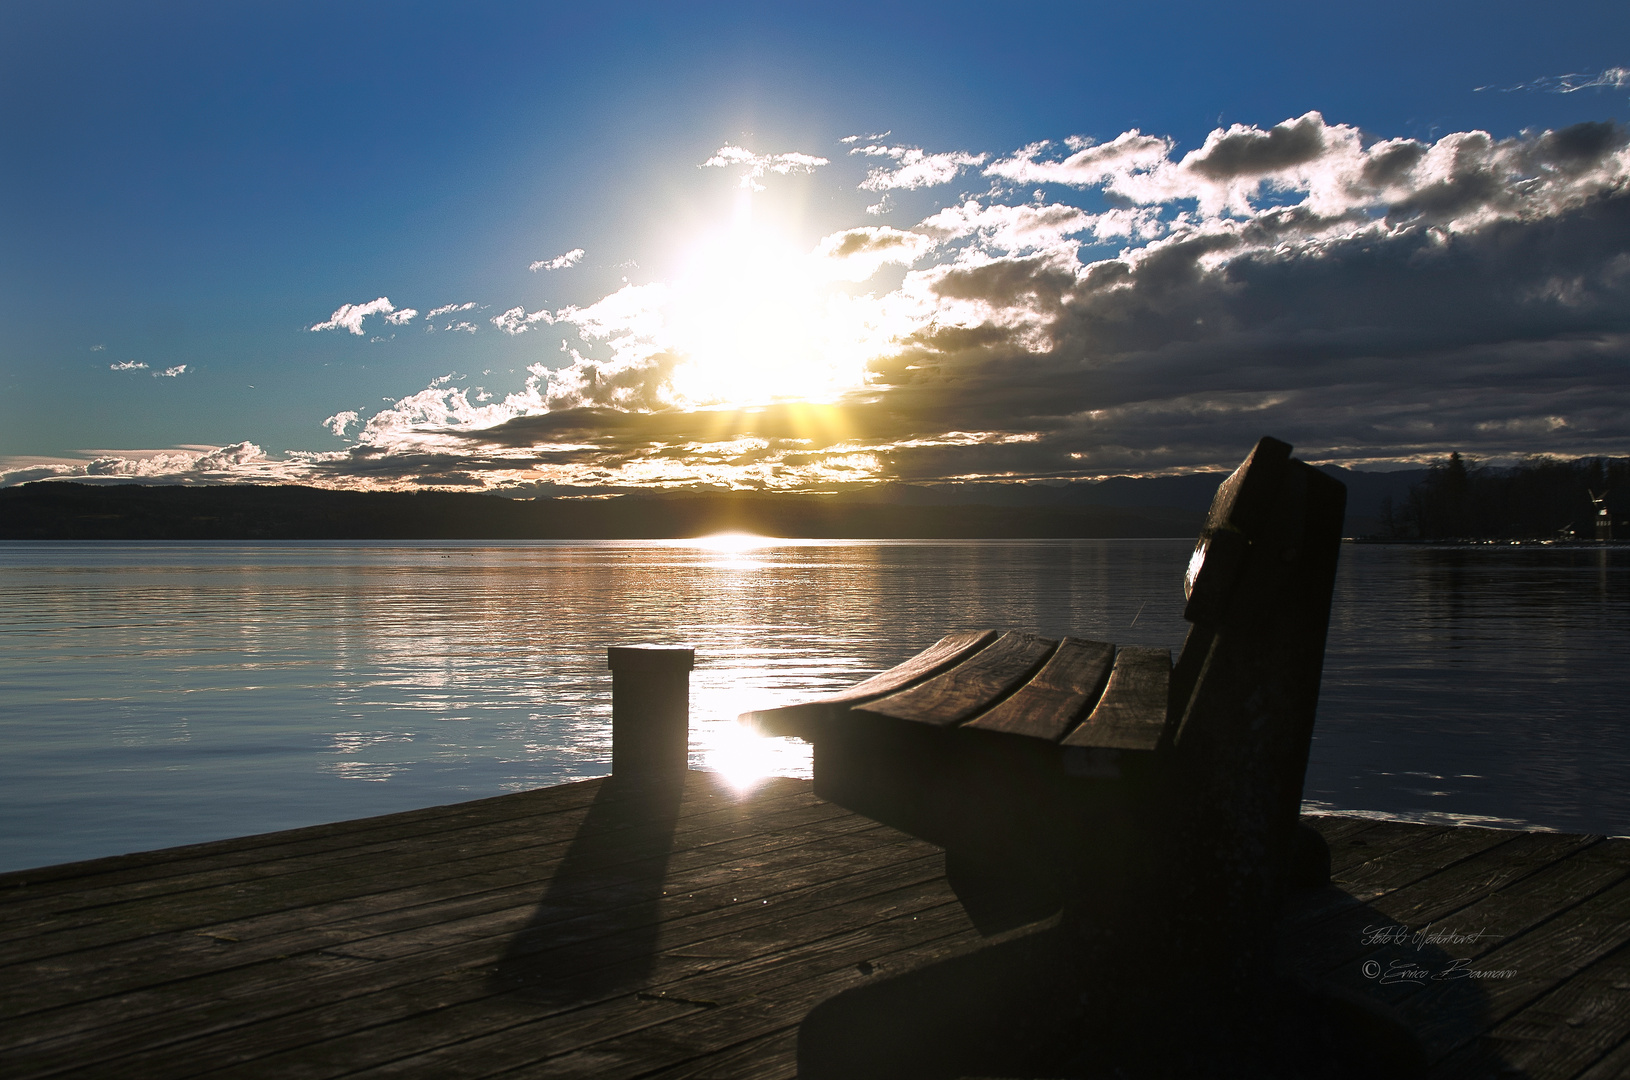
[608,645,695,779]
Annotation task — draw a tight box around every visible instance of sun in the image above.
[662,194,882,408]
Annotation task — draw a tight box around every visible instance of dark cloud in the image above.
[858,188,1630,471]
[1186,113,1328,179]
[1359,140,1427,187]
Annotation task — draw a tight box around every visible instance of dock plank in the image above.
[2,775,1624,1080]
[6,835,952,1076]
[1432,940,1630,1080]
[2,826,935,1074]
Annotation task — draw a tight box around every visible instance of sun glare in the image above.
[703,719,785,794]
[664,193,887,408]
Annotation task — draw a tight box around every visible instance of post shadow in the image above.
[490,774,684,1003]
[490,645,694,1004]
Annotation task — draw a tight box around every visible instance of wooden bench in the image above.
[743,436,1348,958]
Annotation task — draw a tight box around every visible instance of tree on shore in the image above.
[1388,453,1628,539]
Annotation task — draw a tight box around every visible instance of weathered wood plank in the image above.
[640,1026,800,1080]
[859,631,1057,728]
[1401,850,1630,1063]
[742,631,998,738]
[0,777,612,911]
[9,870,957,1078]
[1,816,936,1061]
[960,637,1114,742]
[1322,825,1516,906]
[1059,645,1171,752]
[1280,831,1602,980]
[325,901,983,1080]
[0,776,821,937]
[961,637,1114,741]
[5,772,1624,1080]
[4,816,962,1076]
[0,778,841,968]
[1429,940,1630,1080]
[1301,814,1392,864]
[0,804,899,1041]
[1576,1030,1630,1080]
[103,892,979,1080]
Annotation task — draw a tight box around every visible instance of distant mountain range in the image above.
[0,466,1425,540]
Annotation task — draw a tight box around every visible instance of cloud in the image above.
[852,143,988,191]
[154,365,187,378]
[90,344,105,352]
[447,321,477,333]
[702,145,829,190]
[492,306,556,335]
[109,360,148,371]
[985,131,1173,187]
[530,248,585,272]
[76,114,1618,495]
[310,297,401,335]
[324,411,359,436]
[427,302,477,318]
[384,308,417,325]
[2,443,277,487]
[915,200,1108,255]
[812,226,935,279]
[1479,67,1630,95]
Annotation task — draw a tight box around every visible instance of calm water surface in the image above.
[1,539,1625,871]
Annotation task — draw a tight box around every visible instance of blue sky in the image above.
[3,0,1628,490]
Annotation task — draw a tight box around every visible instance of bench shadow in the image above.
[489,775,682,1003]
[796,884,1529,1080]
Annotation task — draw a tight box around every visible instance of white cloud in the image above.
[189,441,263,469]
[384,308,417,325]
[853,144,988,191]
[492,306,556,335]
[1,443,278,487]
[109,360,148,371]
[914,199,1101,255]
[986,131,1174,188]
[702,145,829,190]
[154,365,187,378]
[447,321,477,333]
[324,411,360,436]
[1479,67,1630,95]
[530,248,585,272]
[427,302,478,318]
[310,297,399,335]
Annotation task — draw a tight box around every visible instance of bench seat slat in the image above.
[961,637,1116,742]
[859,631,1058,728]
[742,629,998,738]
[1060,645,1172,752]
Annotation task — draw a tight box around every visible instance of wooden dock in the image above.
[3,772,1628,1079]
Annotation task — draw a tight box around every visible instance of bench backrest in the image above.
[1161,436,1347,954]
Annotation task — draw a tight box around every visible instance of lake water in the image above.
[1,539,1626,872]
